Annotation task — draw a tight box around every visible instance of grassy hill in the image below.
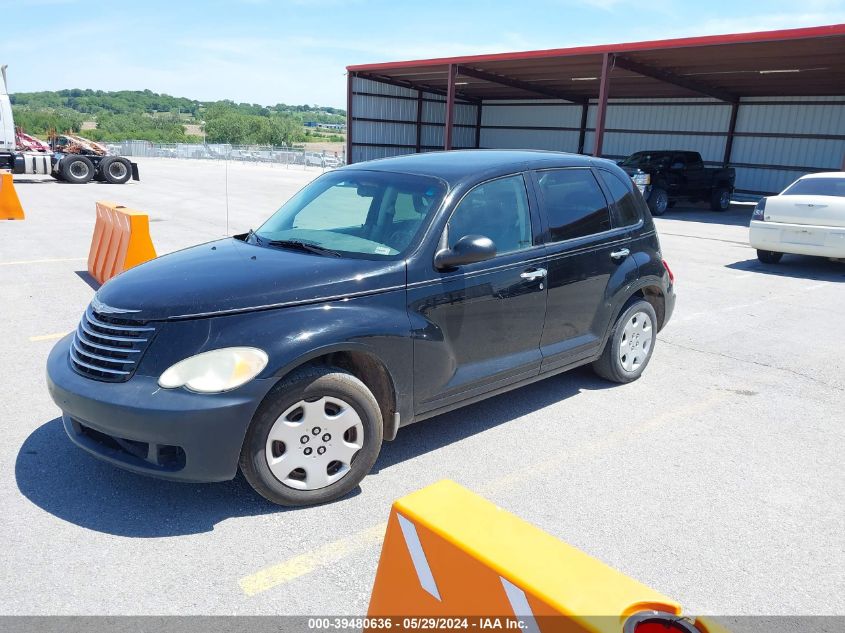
[10,89,346,145]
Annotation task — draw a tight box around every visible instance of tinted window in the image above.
[782,176,845,198]
[598,169,640,227]
[536,169,611,241]
[447,174,532,255]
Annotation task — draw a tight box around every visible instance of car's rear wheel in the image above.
[757,249,783,264]
[592,299,658,384]
[240,366,383,506]
[100,156,132,184]
[710,187,731,211]
[647,188,669,216]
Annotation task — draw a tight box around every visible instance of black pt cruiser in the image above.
[47,150,675,506]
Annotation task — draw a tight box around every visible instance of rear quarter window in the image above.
[598,169,641,227]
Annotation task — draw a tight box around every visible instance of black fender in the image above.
[138,290,414,433]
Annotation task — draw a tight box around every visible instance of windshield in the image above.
[620,152,671,168]
[255,170,447,259]
[782,176,845,198]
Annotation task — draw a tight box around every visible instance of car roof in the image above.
[799,171,845,180]
[342,149,606,184]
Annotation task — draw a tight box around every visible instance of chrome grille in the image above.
[70,308,157,382]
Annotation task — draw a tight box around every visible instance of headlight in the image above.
[632,172,651,186]
[158,347,268,393]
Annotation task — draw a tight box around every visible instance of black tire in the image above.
[647,188,669,216]
[100,156,132,184]
[50,170,65,181]
[239,366,383,506]
[60,155,95,184]
[592,299,658,384]
[757,249,783,264]
[710,187,731,211]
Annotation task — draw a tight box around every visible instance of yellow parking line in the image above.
[29,331,70,342]
[0,257,86,266]
[239,522,387,597]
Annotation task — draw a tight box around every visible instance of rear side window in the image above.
[598,169,640,227]
[447,174,532,255]
[782,177,845,197]
[536,169,611,242]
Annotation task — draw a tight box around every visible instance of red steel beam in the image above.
[444,64,457,150]
[593,53,612,157]
[346,71,354,164]
[475,102,482,148]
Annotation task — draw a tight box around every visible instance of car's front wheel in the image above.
[592,299,658,384]
[240,366,383,506]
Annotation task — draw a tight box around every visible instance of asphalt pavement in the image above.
[1,157,842,618]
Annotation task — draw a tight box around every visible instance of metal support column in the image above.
[592,53,612,157]
[723,102,739,166]
[346,71,354,164]
[474,101,482,148]
[444,64,457,150]
[415,90,423,153]
[577,103,588,154]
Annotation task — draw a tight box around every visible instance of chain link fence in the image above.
[108,141,346,170]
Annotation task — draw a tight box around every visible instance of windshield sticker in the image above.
[374,246,391,255]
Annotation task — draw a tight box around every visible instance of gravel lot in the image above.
[1,157,842,620]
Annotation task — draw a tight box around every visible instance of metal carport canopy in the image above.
[345,23,845,156]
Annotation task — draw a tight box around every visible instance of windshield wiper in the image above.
[266,239,342,257]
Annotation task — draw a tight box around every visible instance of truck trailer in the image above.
[0,65,138,184]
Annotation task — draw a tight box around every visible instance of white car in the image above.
[749,172,845,263]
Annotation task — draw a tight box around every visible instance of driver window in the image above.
[446,174,532,256]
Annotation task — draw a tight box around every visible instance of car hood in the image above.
[94,237,406,321]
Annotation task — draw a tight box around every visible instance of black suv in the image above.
[47,150,675,506]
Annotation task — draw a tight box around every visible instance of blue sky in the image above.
[2,0,843,107]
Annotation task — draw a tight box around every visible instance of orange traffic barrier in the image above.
[0,172,25,220]
[368,480,731,633]
[87,201,157,284]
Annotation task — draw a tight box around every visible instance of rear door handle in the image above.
[520,268,547,281]
[610,248,630,260]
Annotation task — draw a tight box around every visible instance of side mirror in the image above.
[434,235,496,270]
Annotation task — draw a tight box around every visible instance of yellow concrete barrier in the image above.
[87,201,156,284]
[0,172,25,220]
[368,480,730,633]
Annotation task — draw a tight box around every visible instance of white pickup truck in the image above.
[0,65,138,184]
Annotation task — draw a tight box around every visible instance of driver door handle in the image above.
[610,248,630,260]
[520,268,547,281]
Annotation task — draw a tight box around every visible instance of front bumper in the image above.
[47,334,275,482]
